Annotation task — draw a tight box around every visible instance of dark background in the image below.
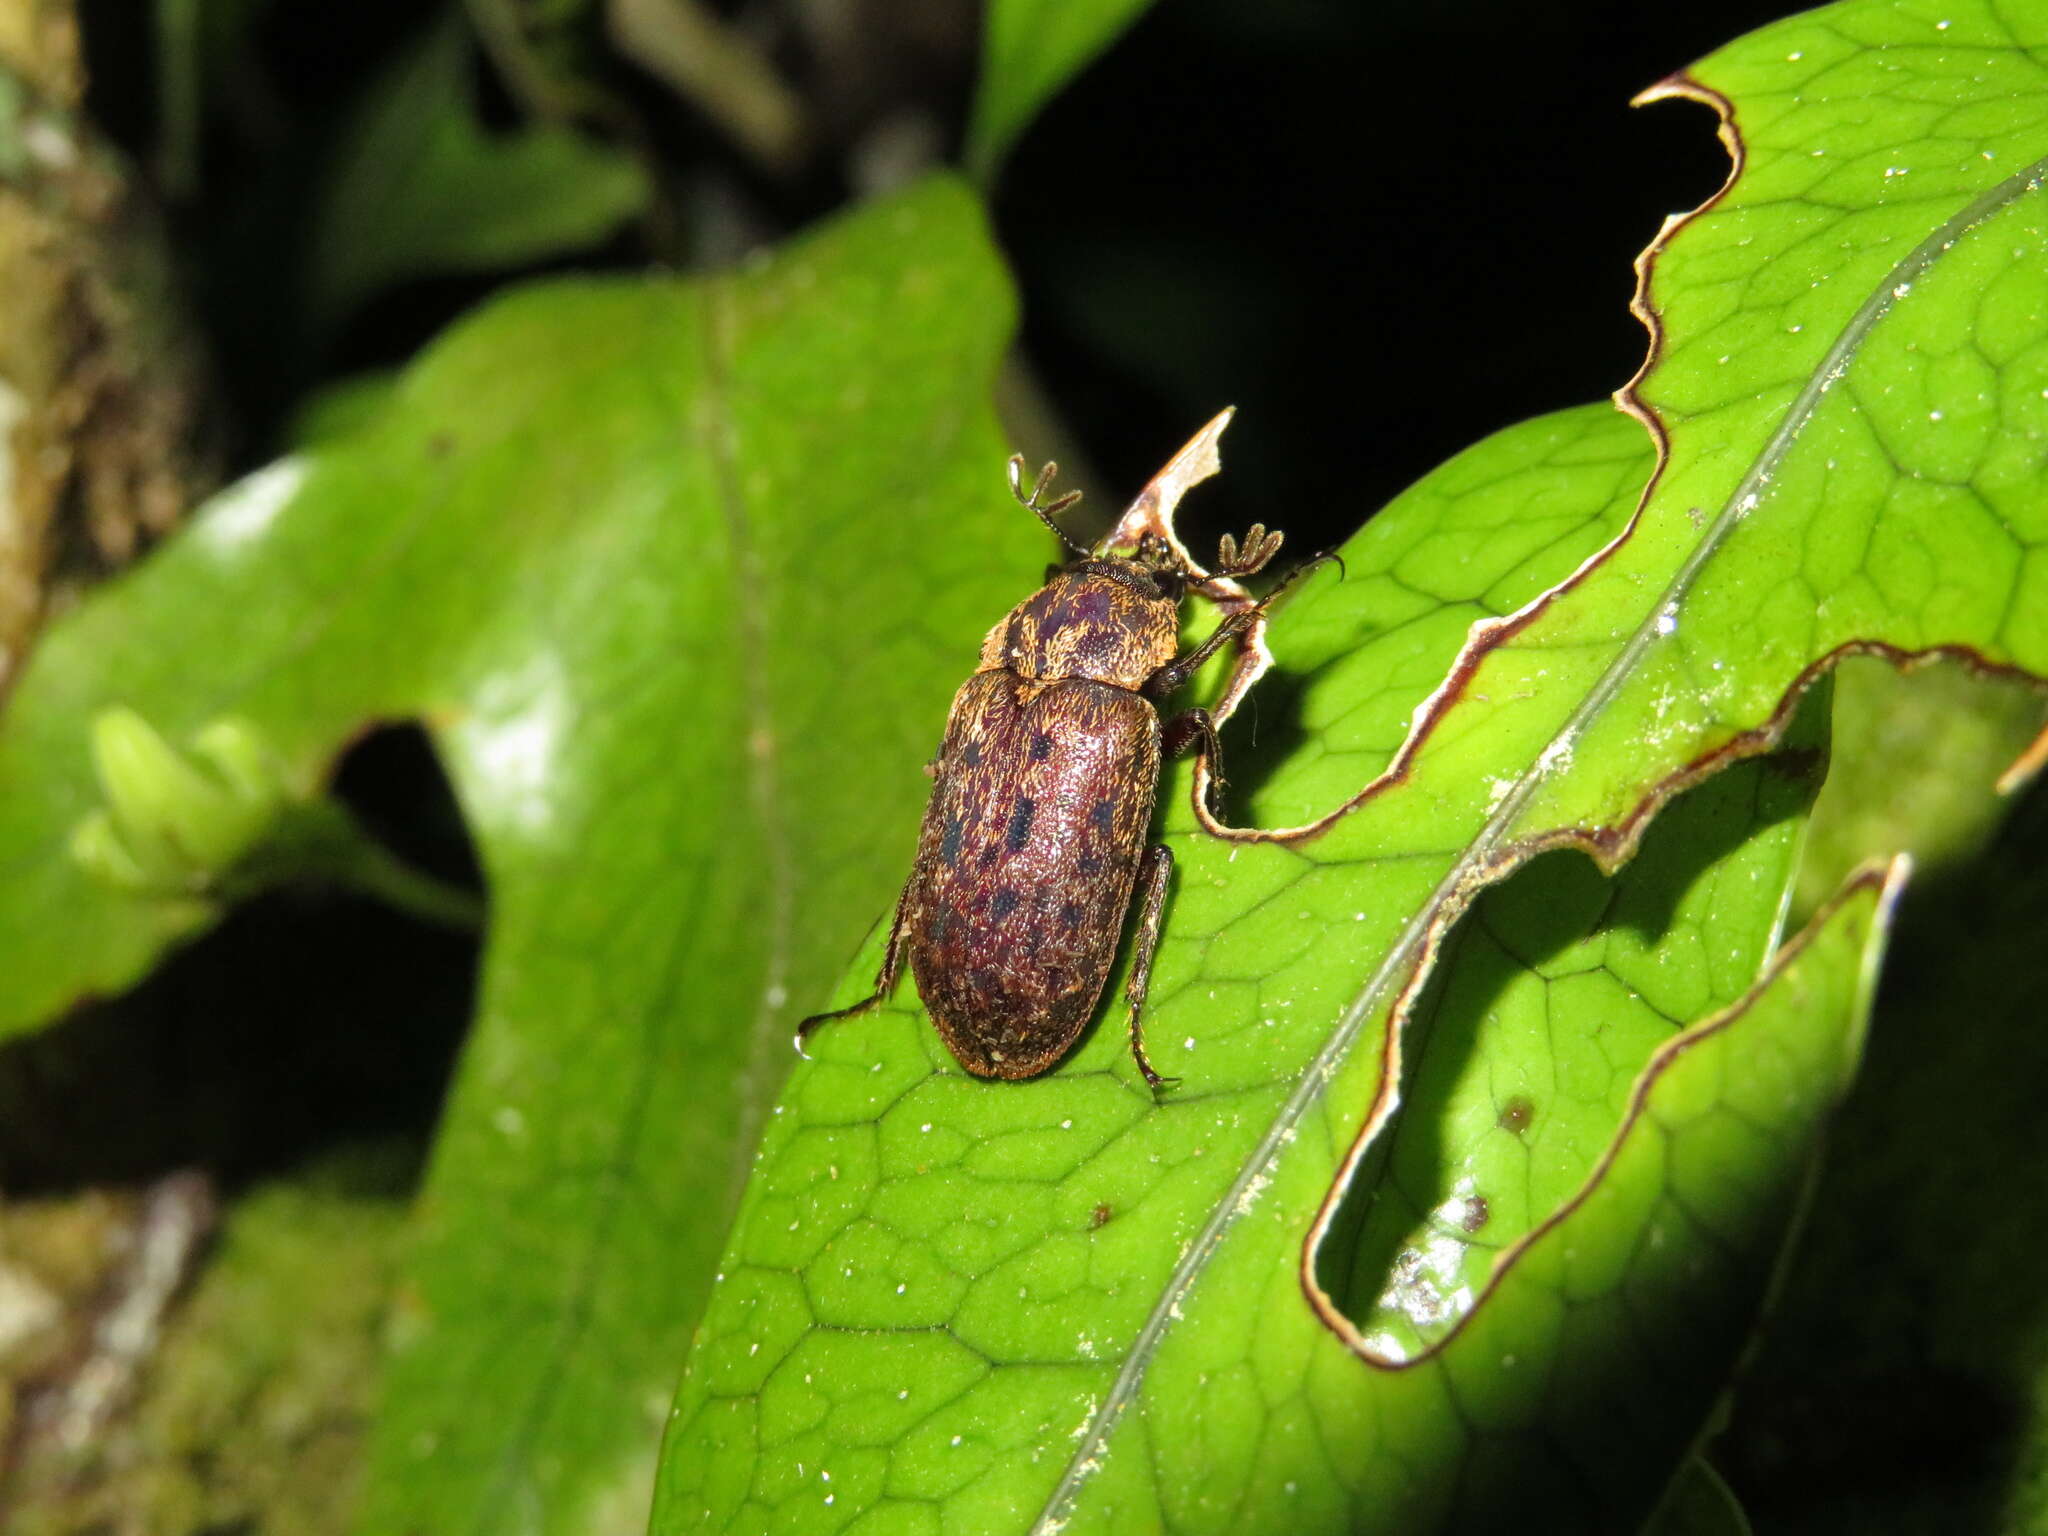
[26,2,2042,1531]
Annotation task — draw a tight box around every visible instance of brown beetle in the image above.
[799,415,1320,1089]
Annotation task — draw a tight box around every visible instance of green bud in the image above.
[192,717,293,819]
[69,808,151,892]
[74,708,292,893]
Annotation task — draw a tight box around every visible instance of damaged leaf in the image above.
[656,1,2048,1530]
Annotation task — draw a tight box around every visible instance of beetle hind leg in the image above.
[794,878,913,1057]
[1124,844,1180,1093]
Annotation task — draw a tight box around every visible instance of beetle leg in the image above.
[1144,609,1258,700]
[794,877,914,1055]
[1162,704,1222,771]
[1124,843,1179,1092]
[1162,704,1229,818]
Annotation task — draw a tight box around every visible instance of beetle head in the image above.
[1120,530,1191,598]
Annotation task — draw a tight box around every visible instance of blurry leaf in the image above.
[1644,1459,1754,1536]
[657,0,2048,1528]
[1718,780,2048,1531]
[308,15,648,334]
[464,0,618,123]
[606,0,805,177]
[287,370,401,448]
[1794,656,2046,917]
[966,0,1157,178]
[0,175,1039,1532]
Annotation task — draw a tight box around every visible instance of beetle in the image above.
[798,419,1324,1090]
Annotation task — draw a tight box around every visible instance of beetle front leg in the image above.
[794,876,914,1055]
[1144,609,1259,701]
[1124,843,1178,1093]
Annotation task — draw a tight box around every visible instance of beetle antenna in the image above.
[1253,547,1345,609]
[1214,523,1286,579]
[1008,454,1088,554]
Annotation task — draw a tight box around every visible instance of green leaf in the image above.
[1794,654,2046,917]
[658,0,2048,1528]
[1643,1459,1754,1536]
[965,0,1156,179]
[646,467,1858,1529]
[1314,699,1828,1370]
[0,175,1039,1532]
[308,14,648,333]
[288,370,402,448]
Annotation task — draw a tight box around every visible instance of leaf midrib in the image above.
[1028,144,2048,1535]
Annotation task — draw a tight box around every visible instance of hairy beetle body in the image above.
[799,421,1320,1091]
[911,668,1159,1078]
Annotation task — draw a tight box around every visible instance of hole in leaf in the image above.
[0,725,481,1194]
[1310,700,1827,1360]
